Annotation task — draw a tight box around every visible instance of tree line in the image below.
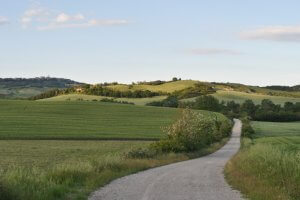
[29,84,161,100]
[147,95,300,122]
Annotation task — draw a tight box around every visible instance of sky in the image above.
[1,0,300,86]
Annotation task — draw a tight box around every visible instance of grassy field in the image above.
[0,100,227,140]
[0,140,150,169]
[0,99,231,200]
[0,100,179,140]
[0,138,230,200]
[212,90,300,105]
[225,121,300,200]
[106,80,199,93]
[39,94,167,106]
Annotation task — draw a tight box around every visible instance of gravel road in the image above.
[89,119,244,200]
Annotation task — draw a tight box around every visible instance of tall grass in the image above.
[0,139,229,200]
[225,121,300,200]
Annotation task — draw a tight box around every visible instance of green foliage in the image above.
[146,96,179,108]
[152,109,232,152]
[241,118,255,137]
[99,98,135,105]
[181,95,221,112]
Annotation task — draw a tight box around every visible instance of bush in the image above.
[100,98,134,105]
[241,118,255,137]
[146,96,179,108]
[152,109,232,153]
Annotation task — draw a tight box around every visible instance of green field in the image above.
[0,140,149,169]
[39,94,167,106]
[0,99,230,200]
[226,121,300,200]
[0,100,179,140]
[212,90,300,105]
[0,100,227,140]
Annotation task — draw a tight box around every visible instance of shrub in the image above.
[241,118,255,137]
[146,96,179,108]
[152,109,232,153]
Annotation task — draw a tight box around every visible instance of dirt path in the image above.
[89,119,244,200]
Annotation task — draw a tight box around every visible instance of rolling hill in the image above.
[0,77,82,99]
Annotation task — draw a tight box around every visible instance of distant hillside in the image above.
[29,78,300,103]
[264,85,300,92]
[0,77,82,99]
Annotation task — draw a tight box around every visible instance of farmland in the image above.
[211,90,300,105]
[225,121,300,200]
[0,100,178,140]
[0,99,230,200]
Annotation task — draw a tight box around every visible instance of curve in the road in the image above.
[89,119,244,200]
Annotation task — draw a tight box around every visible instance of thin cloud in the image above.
[0,16,9,25]
[38,19,129,31]
[241,25,300,42]
[187,48,242,55]
[21,6,50,28]
[55,13,85,23]
[20,4,129,30]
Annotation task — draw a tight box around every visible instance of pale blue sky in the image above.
[1,0,300,86]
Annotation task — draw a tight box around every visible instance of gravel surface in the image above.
[89,119,244,200]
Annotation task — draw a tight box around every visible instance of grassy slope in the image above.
[0,86,53,99]
[0,100,178,140]
[107,80,199,93]
[39,93,168,106]
[212,90,300,105]
[182,90,300,105]
[225,121,300,200]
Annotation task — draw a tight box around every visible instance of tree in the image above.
[192,96,221,112]
[241,99,256,118]
[284,102,295,112]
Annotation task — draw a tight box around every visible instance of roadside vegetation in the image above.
[225,121,300,200]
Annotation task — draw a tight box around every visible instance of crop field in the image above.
[0,140,150,169]
[226,121,300,200]
[0,100,226,140]
[39,94,168,106]
[0,100,179,140]
[0,99,230,200]
[211,90,300,105]
[106,80,199,93]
